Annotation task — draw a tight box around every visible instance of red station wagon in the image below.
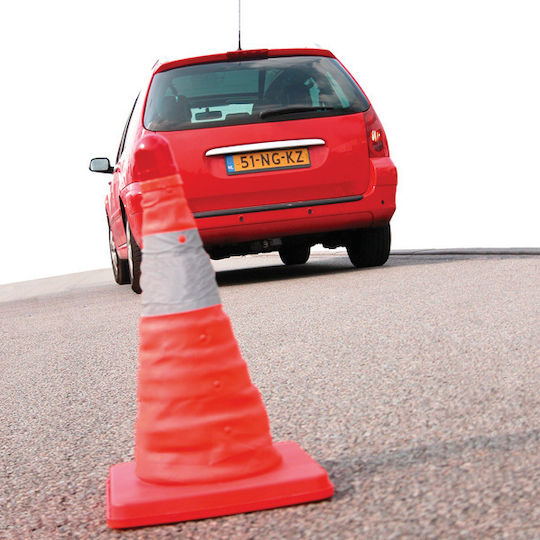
[90,48,397,293]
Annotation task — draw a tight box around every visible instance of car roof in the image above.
[153,48,336,75]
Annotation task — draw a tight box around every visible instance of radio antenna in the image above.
[238,0,242,50]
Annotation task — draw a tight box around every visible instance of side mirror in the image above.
[89,157,114,174]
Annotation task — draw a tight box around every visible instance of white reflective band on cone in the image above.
[141,229,221,317]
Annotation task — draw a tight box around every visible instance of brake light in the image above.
[226,49,269,61]
[364,107,389,158]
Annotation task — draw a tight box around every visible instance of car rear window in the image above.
[144,55,370,131]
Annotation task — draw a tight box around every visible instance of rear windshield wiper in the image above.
[259,106,337,119]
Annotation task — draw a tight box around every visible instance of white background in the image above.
[1,0,538,285]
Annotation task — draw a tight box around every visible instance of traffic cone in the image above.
[106,134,334,528]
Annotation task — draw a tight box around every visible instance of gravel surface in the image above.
[1,252,539,539]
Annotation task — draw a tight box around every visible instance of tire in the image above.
[108,222,130,285]
[126,220,142,294]
[278,245,311,265]
[346,224,391,268]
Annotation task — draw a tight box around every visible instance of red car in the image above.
[90,48,397,293]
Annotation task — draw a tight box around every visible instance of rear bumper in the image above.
[121,157,397,247]
[196,157,397,245]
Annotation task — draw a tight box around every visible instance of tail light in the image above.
[364,106,389,158]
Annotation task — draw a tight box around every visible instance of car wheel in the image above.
[126,220,142,294]
[278,245,311,265]
[109,223,130,285]
[346,224,391,268]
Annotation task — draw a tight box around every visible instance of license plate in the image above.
[225,147,311,175]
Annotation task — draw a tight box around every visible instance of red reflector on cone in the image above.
[106,133,334,528]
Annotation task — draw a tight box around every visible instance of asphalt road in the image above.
[1,251,539,539]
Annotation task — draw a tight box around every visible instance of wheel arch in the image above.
[119,196,128,227]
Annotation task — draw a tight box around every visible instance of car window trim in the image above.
[116,94,140,163]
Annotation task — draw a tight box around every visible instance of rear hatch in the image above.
[143,52,372,214]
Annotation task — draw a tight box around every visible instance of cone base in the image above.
[106,441,333,529]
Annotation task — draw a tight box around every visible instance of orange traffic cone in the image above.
[106,134,334,528]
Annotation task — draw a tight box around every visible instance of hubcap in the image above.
[126,223,134,279]
[109,228,118,274]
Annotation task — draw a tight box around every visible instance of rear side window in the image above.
[144,56,369,131]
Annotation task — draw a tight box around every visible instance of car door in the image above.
[109,97,139,251]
